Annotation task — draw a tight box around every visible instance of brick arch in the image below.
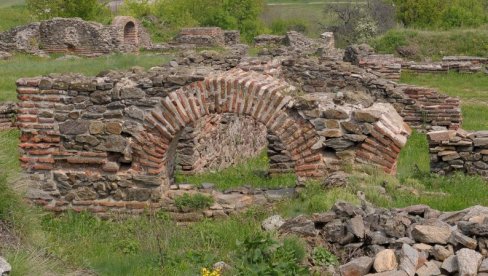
[130,69,326,187]
[123,22,137,45]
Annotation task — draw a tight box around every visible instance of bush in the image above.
[26,0,111,22]
[312,247,338,267]
[174,193,214,211]
[393,0,488,29]
[120,0,266,43]
[235,233,308,275]
[325,0,396,46]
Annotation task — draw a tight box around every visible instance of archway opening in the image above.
[170,113,297,190]
[123,22,137,45]
[66,43,76,53]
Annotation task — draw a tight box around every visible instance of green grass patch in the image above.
[39,210,268,275]
[0,5,32,32]
[400,71,488,131]
[175,150,297,190]
[0,53,170,102]
[174,193,214,211]
[0,0,25,8]
[261,2,335,38]
[372,27,488,60]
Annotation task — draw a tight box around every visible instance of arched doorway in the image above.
[130,69,327,188]
[123,22,137,45]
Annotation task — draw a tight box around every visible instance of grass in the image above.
[38,210,266,275]
[0,0,25,8]
[0,53,170,102]
[261,2,335,38]
[0,5,32,32]
[400,72,488,130]
[372,27,488,60]
[175,150,297,190]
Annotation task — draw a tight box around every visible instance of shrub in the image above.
[325,0,396,46]
[393,0,488,29]
[120,0,266,43]
[174,193,214,211]
[312,247,338,267]
[235,233,308,275]
[26,0,111,22]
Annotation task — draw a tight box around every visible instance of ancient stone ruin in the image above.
[17,48,423,215]
[0,102,16,131]
[266,202,488,275]
[173,27,240,46]
[0,16,151,56]
[345,44,488,82]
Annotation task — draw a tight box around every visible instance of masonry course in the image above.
[16,54,413,214]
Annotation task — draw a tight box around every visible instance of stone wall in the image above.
[281,57,462,131]
[174,27,226,46]
[0,23,40,54]
[0,16,150,56]
[0,102,16,131]
[344,44,488,79]
[176,114,267,174]
[428,128,488,177]
[344,44,402,81]
[16,61,410,213]
[403,58,487,74]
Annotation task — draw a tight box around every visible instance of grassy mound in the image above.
[372,27,488,60]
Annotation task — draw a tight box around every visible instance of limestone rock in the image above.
[365,271,407,276]
[0,257,11,275]
[398,243,419,276]
[348,215,366,239]
[339,256,374,276]
[411,223,452,244]
[373,249,398,272]
[279,215,317,237]
[431,245,452,261]
[480,258,488,272]
[456,248,482,276]
[262,215,285,232]
[415,261,441,276]
[441,255,458,274]
[0,51,12,60]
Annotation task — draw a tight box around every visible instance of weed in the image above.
[235,232,308,276]
[312,246,339,267]
[174,193,214,211]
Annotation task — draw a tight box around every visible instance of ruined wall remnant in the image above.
[344,44,402,81]
[0,16,150,56]
[173,27,241,47]
[0,102,16,131]
[281,57,462,130]
[16,59,411,214]
[0,23,40,54]
[176,114,268,174]
[428,128,488,177]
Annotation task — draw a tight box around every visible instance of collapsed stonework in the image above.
[345,44,488,81]
[428,129,488,178]
[173,27,240,46]
[0,16,151,56]
[267,202,488,275]
[0,102,16,131]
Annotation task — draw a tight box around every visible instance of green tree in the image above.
[393,0,488,29]
[27,0,111,22]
